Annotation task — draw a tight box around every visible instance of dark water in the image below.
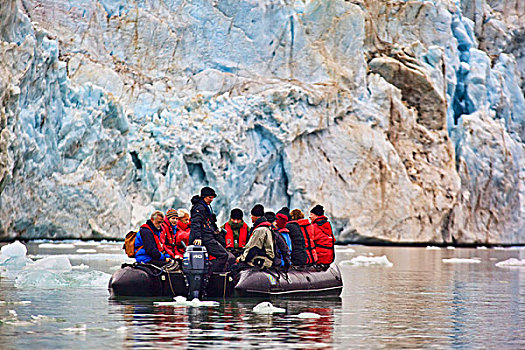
[0,242,524,349]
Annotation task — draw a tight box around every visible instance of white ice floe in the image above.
[426,246,441,250]
[38,243,76,249]
[477,246,488,249]
[153,296,219,307]
[446,246,456,250]
[340,255,393,267]
[71,264,90,271]
[27,256,72,272]
[495,258,525,268]
[74,242,100,247]
[334,246,356,253]
[442,258,481,264]
[0,300,31,305]
[1,241,27,257]
[75,249,97,253]
[296,312,321,319]
[62,324,87,334]
[252,302,286,314]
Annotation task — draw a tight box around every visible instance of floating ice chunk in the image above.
[296,312,321,319]
[341,255,393,267]
[0,300,31,305]
[334,247,356,253]
[495,258,525,268]
[15,269,110,289]
[426,246,441,250]
[252,302,286,314]
[71,264,90,270]
[74,242,100,247]
[442,258,481,264]
[30,315,64,323]
[76,249,97,253]
[446,246,456,250]
[63,324,87,334]
[38,243,76,249]
[477,246,488,250]
[1,241,27,257]
[26,256,72,272]
[154,296,219,307]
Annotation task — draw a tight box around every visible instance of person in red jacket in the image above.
[160,208,183,259]
[176,209,191,233]
[291,209,318,265]
[221,208,250,257]
[309,205,336,266]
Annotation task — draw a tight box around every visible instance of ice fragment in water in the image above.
[71,264,90,270]
[76,249,97,253]
[154,296,219,307]
[38,243,76,249]
[26,256,72,272]
[426,246,441,250]
[296,312,321,319]
[1,241,27,257]
[252,302,286,314]
[442,258,481,264]
[341,255,393,267]
[495,258,525,267]
[15,269,110,289]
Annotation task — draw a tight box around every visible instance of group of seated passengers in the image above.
[134,186,336,272]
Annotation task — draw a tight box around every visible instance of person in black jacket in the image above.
[281,207,308,266]
[189,187,235,272]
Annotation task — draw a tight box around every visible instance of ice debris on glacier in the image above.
[341,255,393,267]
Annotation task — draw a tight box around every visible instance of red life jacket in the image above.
[141,223,163,253]
[224,222,248,248]
[312,216,335,264]
[161,218,179,258]
[297,218,318,264]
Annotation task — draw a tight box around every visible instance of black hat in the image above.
[200,186,217,198]
[311,204,324,216]
[276,207,291,220]
[265,211,276,223]
[230,208,243,220]
[250,204,265,217]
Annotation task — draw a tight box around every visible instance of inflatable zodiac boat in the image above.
[109,246,343,299]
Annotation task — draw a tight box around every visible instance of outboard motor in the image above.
[182,245,209,300]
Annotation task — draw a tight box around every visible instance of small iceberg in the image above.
[446,246,456,250]
[296,312,321,319]
[1,241,27,257]
[426,246,441,250]
[74,242,100,247]
[340,255,393,267]
[153,296,219,307]
[477,246,488,250]
[495,258,525,268]
[442,258,481,264]
[252,301,286,314]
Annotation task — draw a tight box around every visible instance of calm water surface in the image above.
[0,242,524,349]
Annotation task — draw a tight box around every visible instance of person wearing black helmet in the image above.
[189,186,235,272]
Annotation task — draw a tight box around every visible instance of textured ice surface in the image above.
[0,241,27,257]
[341,255,393,267]
[15,270,111,289]
[252,302,286,314]
[442,258,481,264]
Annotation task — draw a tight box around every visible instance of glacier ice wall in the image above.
[0,0,523,244]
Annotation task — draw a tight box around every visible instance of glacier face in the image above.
[0,0,523,243]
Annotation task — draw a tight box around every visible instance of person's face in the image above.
[309,212,318,221]
[179,215,190,224]
[231,218,242,224]
[168,216,178,225]
[152,214,164,229]
[203,196,214,205]
[251,215,257,224]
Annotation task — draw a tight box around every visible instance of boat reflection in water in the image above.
[112,297,341,349]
